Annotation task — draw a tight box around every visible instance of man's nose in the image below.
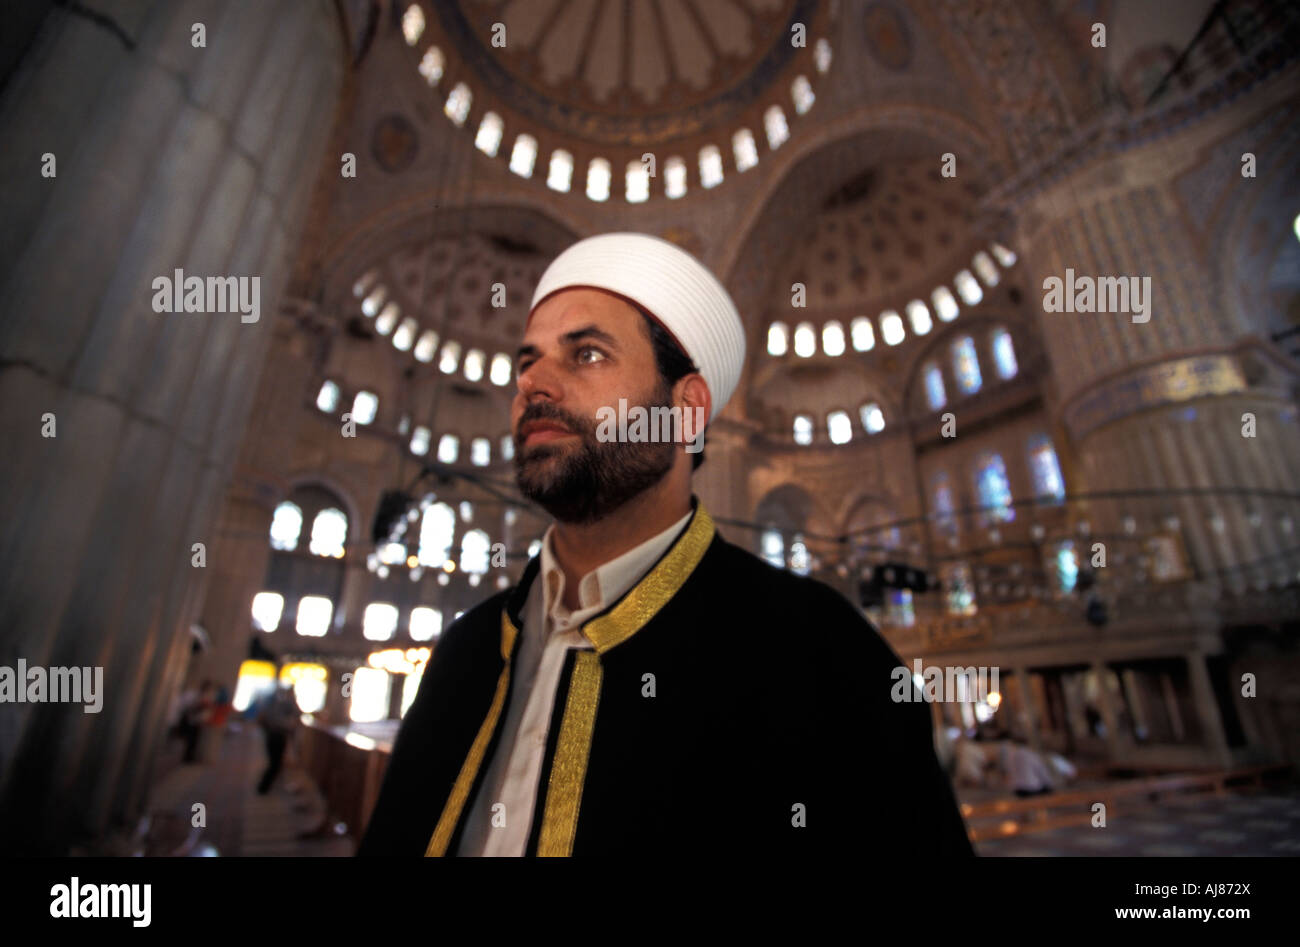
[517,357,563,402]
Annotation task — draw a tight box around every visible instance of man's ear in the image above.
[676,373,711,441]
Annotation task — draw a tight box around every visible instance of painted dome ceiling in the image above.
[435,0,822,145]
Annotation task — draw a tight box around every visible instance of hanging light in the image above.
[1030,524,1045,541]
[1163,515,1181,532]
[409,566,423,581]
[377,565,390,579]
[1077,520,1090,537]
[437,573,449,586]
[1122,516,1136,535]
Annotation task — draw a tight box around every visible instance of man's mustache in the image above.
[514,402,591,447]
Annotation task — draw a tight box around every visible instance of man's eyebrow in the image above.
[559,325,620,349]
[516,325,620,361]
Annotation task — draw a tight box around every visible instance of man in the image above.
[358,232,973,857]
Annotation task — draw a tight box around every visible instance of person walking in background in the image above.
[256,683,300,795]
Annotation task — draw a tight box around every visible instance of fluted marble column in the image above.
[0,0,344,854]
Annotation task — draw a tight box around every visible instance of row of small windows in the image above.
[766,245,1017,357]
[931,435,1066,532]
[253,590,450,642]
[408,427,512,467]
[405,15,830,201]
[270,504,348,558]
[352,271,514,385]
[793,403,886,445]
[922,328,1019,412]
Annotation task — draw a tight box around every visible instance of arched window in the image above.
[791,75,814,114]
[392,317,416,351]
[931,286,958,322]
[1028,434,1066,503]
[437,433,459,463]
[761,529,784,568]
[814,38,833,73]
[270,501,302,551]
[463,348,485,382]
[954,269,983,305]
[943,562,976,615]
[625,160,650,202]
[732,128,758,172]
[764,105,789,149]
[992,327,1018,379]
[251,591,284,632]
[932,472,958,537]
[975,452,1014,523]
[952,336,983,394]
[410,606,442,641]
[547,149,573,192]
[767,322,788,356]
[401,4,425,45]
[460,529,491,574]
[309,508,347,558]
[414,330,439,362]
[419,503,455,568]
[923,362,946,411]
[822,321,845,356]
[439,341,461,374]
[990,242,1017,268]
[793,322,816,357]
[375,302,400,335]
[295,595,333,637]
[444,82,472,126]
[363,603,398,641]
[410,426,430,456]
[500,434,514,461]
[586,157,611,201]
[698,145,723,188]
[474,112,503,156]
[793,414,813,445]
[351,391,378,425]
[361,286,386,317]
[489,353,512,386]
[880,310,905,346]
[827,410,852,444]
[509,134,537,178]
[906,300,932,335]
[851,316,875,351]
[316,380,340,413]
[972,250,1000,287]
[470,437,490,466]
[664,156,687,198]
[418,46,445,86]
[352,270,378,298]
[860,402,885,434]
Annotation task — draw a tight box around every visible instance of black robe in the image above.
[358,501,974,856]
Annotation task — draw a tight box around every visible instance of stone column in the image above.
[0,0,344,854]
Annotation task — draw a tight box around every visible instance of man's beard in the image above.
[513,383,676,525]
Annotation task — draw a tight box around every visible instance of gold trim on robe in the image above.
[424,612,519,856]
[535,505,716,854]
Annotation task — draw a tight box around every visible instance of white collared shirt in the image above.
[455,508,693,856]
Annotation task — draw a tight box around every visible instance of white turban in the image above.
[528,232,745,424]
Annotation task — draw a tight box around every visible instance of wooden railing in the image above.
[961,765,1293,842]
[297,722,391,842]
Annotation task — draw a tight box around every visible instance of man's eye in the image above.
[576,347,606,364]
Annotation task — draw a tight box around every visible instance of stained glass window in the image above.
[1054,541,1079,594]
[1028,434,1065,503]
[789,535,810,575]
[932,472,957,537]
[975,452,1014,523]
[944,562,976,616]
[952,336,983,394]
[989,331,1017,383]
[924,362,946,411]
